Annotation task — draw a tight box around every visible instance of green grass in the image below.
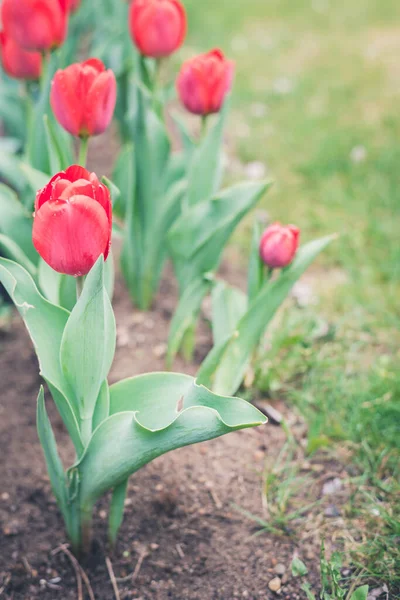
[184,0,400,593]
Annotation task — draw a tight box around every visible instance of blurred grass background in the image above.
[183,0,400,589]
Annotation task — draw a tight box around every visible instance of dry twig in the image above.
[52,544,95,600]
[106,556,121,600]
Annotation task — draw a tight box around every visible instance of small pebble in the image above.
[322,478,342,496]
[268,577,282,592]
[275,563,286,576]
[1,492,10,501]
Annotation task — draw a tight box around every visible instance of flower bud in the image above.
[33,166,112,277]
[0,31,42,80]
[259,223,300,269]
[1,0,68,52]
[129,0,186,58]
[50,58,117,138]
[177,49,234,116]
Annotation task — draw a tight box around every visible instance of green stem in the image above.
[200,115,208,139]
[76,275,84,300]
[40,51,50,95]
[152,58,163,115]
[78,137,89,167]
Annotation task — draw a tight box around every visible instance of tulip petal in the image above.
[84,71,117,136]
[33,195,110,276]
[65,165,92,181]
[50,65,85,136]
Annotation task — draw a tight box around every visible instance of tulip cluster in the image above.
[0,0,335,561]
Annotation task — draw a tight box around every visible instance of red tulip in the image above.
[259,223,300,269]
[177,49,234,116]
[50,58,117,138]
[0,31,42,80]
[33,166,112,277]
[1,0,68,52]
[129,0,186,58]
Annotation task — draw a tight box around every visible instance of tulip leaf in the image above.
[0,234,36,278]
[37,387,69,523]
[211,281,247,347]
[247,219,266,303]
[76,374,267,507]
[19,163,49,194]
[108,478,128,548]
[0,258,83,451]
[184,100,229,207]
[0,258,69,389]
[112,144,133,219]
[197,236,335,396]
[169,180,271,291]
[60,257,116,443]
[43,115,73,173]
[0,183,37,265]
[0,152,29,194]
[166,275,214,368]
[92,380,110,430]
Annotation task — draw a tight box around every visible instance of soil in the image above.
[0,267,357,600]
[0,130,361,600]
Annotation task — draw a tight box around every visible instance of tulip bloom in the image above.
[0,31,42,80]
[129,0,186,58]
[1,0,68,52]
[177,49,234,116]
[259,223,300,269]
[33,166,112,277]
[50,59,117,138]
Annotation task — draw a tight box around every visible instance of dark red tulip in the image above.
[50,58,117,138]
[33,166,112,277]
[129,0,186,58]
[0,31,42,80]
[177,49,234,116]
[259,223,300,269]
[1,0,68,52]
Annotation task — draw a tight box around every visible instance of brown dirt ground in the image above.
[0,266,361,600]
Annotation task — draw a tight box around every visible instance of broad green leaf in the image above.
[0,84,26,142]
[19,163,49,194]
[0,184,37,264]
[166,275,214,368]
[247,219,265,302]
[169,181,271,291]
[60,257,116,442]
[291,557,308,577]
[0,258,69,388]
[171,112,196,158]
[77,374,266,506]
[349,586,369,600]
[0,152,28,193]
[184,100,229,207]
[37,387,69,522]
[92,380,110,430]
[197,236,335,396]
[0,234,36,277]
[38,259,77,311]
[0,258,82,451]
[108,479,128,547]
[112,143,133,219]
[211,281,247,347]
